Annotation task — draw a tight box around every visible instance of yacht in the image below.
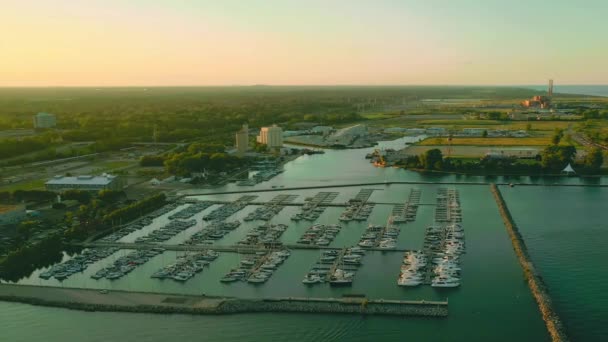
[302,273,324,284]
[220,275,238,283]
[431,279,460,288]
[329,269,353,286]
[358,240,374,248]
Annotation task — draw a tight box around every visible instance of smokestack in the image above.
[548,79,554,97]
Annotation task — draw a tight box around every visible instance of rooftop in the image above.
[46,174,117,186]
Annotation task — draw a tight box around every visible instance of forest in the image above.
[0,86,543,164]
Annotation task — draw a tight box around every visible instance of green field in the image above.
[0,179,46,191]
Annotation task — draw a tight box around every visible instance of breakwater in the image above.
[0,284,447,318]
[180,181,608,198]
[490,184,569,342]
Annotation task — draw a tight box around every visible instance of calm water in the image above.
[2,136,605,341]
[502,186,608,342]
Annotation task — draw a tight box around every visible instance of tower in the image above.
[548,79,554,97]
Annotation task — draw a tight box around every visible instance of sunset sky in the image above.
[1,0,607,86]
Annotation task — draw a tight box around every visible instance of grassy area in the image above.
[419,137,551,146]
[361,112,401,120]
[0,179,46,191]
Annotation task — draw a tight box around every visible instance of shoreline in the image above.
[0,283,448,318]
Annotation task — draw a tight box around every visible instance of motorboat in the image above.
[302,273,324,284]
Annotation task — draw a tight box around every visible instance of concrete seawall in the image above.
[490,184,569,342]
[0,284,447,318]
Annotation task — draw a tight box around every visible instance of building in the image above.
[257,125,283,149]
[33,112,57,129]
[485,148,540,160]
[235,124,249,156]
[0,205,26,226]
[45,174,124,192]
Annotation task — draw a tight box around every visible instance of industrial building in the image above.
[235,124,249,156]
[257,125,283,149]
[33,112,57,129]
[521,80,553,109]
[0,205,26,226]
[45,174,124,192]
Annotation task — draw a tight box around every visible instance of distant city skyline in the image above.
[2,0,607,86]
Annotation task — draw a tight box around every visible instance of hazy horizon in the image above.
[2,0,607,87]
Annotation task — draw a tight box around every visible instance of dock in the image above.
[77,241,416,254]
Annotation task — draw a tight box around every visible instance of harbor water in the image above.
[2,135,605,341]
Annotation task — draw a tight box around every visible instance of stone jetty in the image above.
[0,284,447,318]
[490,184,569,342]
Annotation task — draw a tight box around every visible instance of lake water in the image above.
[2,136,606,341]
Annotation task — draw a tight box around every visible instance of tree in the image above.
[421,149,443,170]
[541,145,576,171]
[551,128,564,145]
[584,148,604,171]
[482,130,488,138]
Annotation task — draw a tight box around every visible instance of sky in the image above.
[1,0,607,86]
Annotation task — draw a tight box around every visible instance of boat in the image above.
[302,273,324,284]
[358,240,374,248]
[220,276,238,283]
[329,269,353,286]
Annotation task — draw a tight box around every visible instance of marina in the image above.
[297,223,343,246]
[243,194,298,221]
[4,136,566,342]
[221,249,291,284]
[203,195,257,221]
[392,188,421,223]
[151,250,220,282]
[181,221,241,246]
[338,189,376,222]
[290,192,338,221]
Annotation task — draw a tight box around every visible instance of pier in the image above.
[491,184,569,342]
[77,241,415,254]
[0,284,448,317]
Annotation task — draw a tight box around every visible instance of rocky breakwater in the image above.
[217,297,448,317]
[0,284,446,318]
[490,184,569,342]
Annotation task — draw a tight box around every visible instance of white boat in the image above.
[302,273,323,284]
[358,240,374,248]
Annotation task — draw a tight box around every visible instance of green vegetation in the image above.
[101,193,166,227]
[419,137,551,146]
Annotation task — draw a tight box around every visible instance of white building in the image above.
[45,174,124,192]
[33,112,57,129]
[257,125,283,149]
[0,205,26,226]
[235,124,249,156]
